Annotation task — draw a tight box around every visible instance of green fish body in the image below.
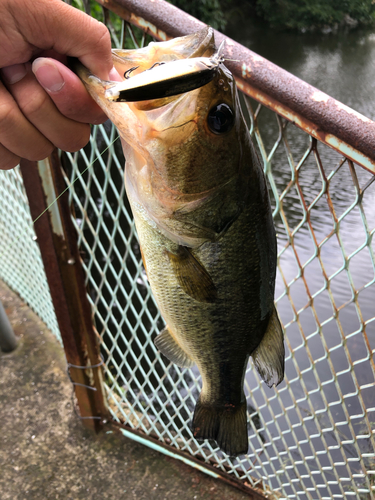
[76,27,284,456]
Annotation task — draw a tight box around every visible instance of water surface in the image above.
[224,18,375,496]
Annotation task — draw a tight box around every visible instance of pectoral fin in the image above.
[154,326,194,368]
[251,307,285,388]
[166,246,217,303]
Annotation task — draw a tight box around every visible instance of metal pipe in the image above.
[0,299,17,352]
[96,0,375,173]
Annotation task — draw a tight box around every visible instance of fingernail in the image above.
[1,63,27,84]
[32,58,65,92]
[109,66,123,82]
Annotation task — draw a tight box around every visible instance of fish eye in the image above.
[207,103,234,134]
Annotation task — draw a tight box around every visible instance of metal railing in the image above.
[0,1,374,498]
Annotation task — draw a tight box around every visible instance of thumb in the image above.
[32,57,109,124]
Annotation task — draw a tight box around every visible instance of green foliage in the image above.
[254,0,375,30]
[71,0,227,33]
[70,0,124,45]
[70,0,102,18]
[69,0,375,34]
[168,0,227,31]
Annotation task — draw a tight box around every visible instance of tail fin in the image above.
[192,398,248,457]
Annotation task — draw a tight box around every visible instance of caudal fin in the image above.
[192,398,248,456]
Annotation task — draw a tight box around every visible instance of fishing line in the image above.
[32,135,119,226]
[0,134,119,260]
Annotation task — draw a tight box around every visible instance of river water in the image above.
[221,18,375,495]
[224,19,375,330]
[225,16,375,120]
[223,18,375,338]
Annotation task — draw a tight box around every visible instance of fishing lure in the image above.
[104,41,226,102]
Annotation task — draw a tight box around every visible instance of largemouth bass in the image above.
[75,27,284,457]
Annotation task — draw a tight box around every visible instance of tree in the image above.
[254,0,375,30]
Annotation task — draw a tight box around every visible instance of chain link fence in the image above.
[0,4,374,499]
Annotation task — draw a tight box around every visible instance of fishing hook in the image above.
[146,62,166,71]
[124,66,139,79]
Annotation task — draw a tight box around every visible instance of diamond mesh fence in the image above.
[1,10,374,500]
[0,167,60,341]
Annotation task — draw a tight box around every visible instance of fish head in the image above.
[76,28,253,245]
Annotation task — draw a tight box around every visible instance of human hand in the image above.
[0,0,119,169]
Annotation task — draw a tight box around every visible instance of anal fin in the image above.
[251,306,285,388]
[166,246,217,303]
[154,326,194,368]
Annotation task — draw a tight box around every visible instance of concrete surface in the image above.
[0,280,253,500]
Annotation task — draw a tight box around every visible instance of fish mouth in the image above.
[111,27,216,73]
[73,27,221,118]
[100,27,217,104]
[71,27,216,96]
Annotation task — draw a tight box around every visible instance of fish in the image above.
[74,27,285,457]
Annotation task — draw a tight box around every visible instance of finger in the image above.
[32,57,108,124]
[0,76,54,161]
[2,63,91,153]
[0,143,20,170]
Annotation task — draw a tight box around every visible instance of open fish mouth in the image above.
[104,40,226,102]
[71,28,224,106]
